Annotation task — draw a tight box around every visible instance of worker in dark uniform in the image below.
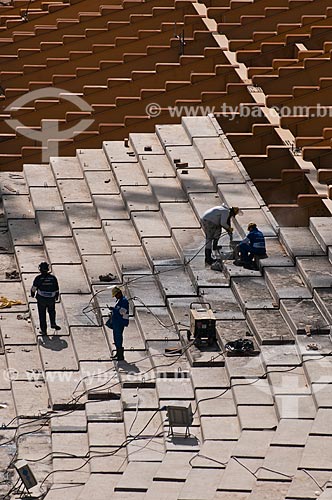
[234,222,267,269]
[107,286,129,361]
[31,262,60,335]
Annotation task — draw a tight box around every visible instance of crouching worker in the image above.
[31,262,60,335]
[201,205,240,265]
[234,222,267,269]
[106,286,129,361]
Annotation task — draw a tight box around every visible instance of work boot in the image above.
[51,324,61,331]
[116,348,125,361]
[205,249,216,266]
[212,239,219,251]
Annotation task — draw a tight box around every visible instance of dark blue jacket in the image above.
[112,296,129,330]
[246,228,266,255]
[31,273,59,300]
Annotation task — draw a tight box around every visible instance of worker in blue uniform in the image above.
[31,262,60,335]
[235,222,267,269]
[107,286,129,361]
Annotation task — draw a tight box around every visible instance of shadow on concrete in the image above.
[117,360,140,373]
[39,334,68,351]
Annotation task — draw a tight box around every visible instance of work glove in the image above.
[31,291,35,298]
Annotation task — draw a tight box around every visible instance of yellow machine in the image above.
[188,302,216,346]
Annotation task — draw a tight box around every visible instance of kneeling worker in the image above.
[31,262,60,335]
[108,286,129,361]
[201,205,240,265]
[235,222,267,269]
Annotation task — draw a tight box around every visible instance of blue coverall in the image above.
[111,295,129,349]
[239,227,266,263]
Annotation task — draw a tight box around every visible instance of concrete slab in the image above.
[188,191,223,221]
[248,481,290,499]
[304,355,332,384]
[88,421,125,447]
[124,408,163,437]
[193,441,235,468]
[93,194,129,221]
[103,220,140,247]
[78,474,122,499]
[225,355,265,380]
[15,245,47,273]
[231,277,275,311]
[52,457,90,484]
[232,379,274,406]
[156,124,191,147]
[308,409,332,436]
[142,237,182,266]
[233,430,274,459]
[182,116,219,138]
[247,309,294,345]
[0,281,26,311]
[0,253,18,280]
[258,238,294,269]
[44,237,81,264]
[8,219,42,245]
[11,380,49,416]
[257,445,302,481]
[0,389,16,426]
[29,187,63,211]
[157,377,194,400]
[312,383,332,408]
[77,148,111,171]
[61,294,98,327]
[191,366,230,389]
[167,296,196,329]
[286,469,332,499]
[84,170,119,195]
[24,164,56,187]
[135,307,179,342]
[132,211,170,238]
[86,400,122,423]
[126,274,165,308]
[39,335,78,371]
[112,246,151,276]
[187,254,230,289]
[201,415,240,440]
[6,344,43,379]
[149,177,187,203]
[51,157,83,179]
[126,435,165,462]
[271,419,312,446]
[260,345,300,368]
[145,481,185,500]
[280,298,330,335]
[314,288,332,324]
[82,254,118,285]
[178,469,222,500]
[297,256,332,291]
[30,300,70,337]
[64,202,101,229]
[122,387,159,411]
[196,389,236,416]
[310,217,332,252]
[3,195,34,219]
[153,451,196,481]
[130,133,164,155]
[165,145,203,169]
[112,162,147,186]
[38,484,84,500]
[122,185,158,212]
[194,137,231,161]
[218,183,261,209]
[52,431,88,457]
[89,449,127,473]
[205,159,245,187]
[235,209,276,238]
[71,327,110,361]
[155,265,197,298]
[114,462,160,492]
[269,367,311,397]
[300,436,332,470]
[112,318,145,350]
[214,493,250,500]
[51,410,87,432]
[51,264,90,294]
[172,227,206,259]
[217,458,262,492]
[37,211,71,237]
[265,267,312,302]
[275,394,316,419]
[0,229,13,253]
[57,179,92,203]
[160,202,200,230]
[139,154,176,178]
[177,168,216,194]
[74,228,110,254]
[279,227,325,258]
[198,287,244,320]
[238,405,278,430]
[0,314,36,345]
[117,350,153,386]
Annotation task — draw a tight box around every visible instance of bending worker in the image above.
[31,262,60,335]
[107,286,129,361]
[235,222,267,269]
[201,205,240,265]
